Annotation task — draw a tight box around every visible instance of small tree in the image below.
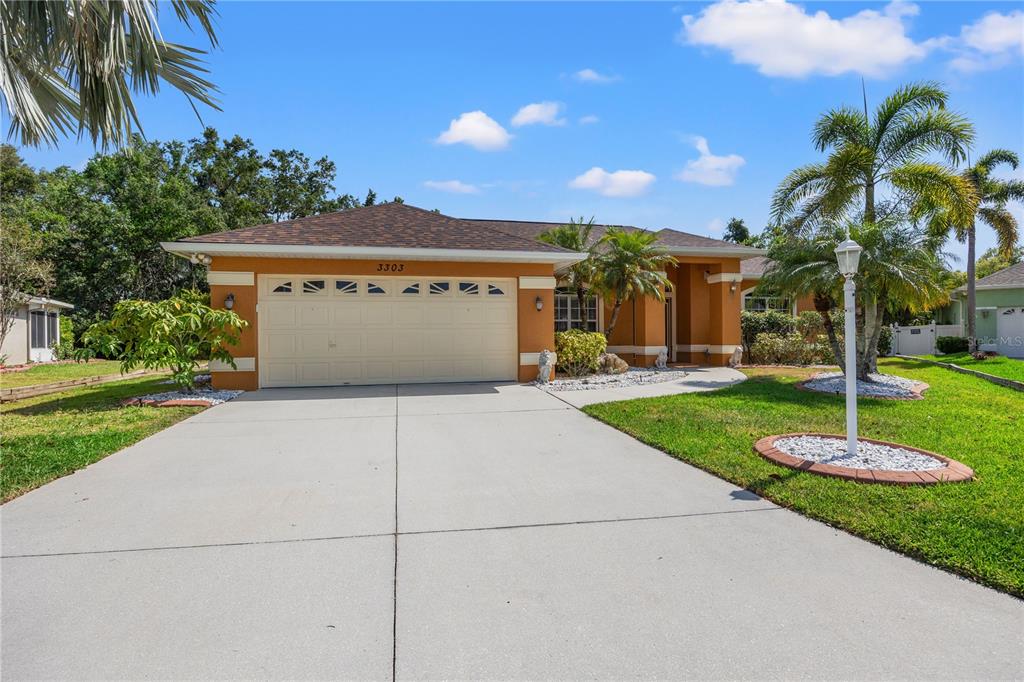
[538,217,599,328]
[596,228,675,337]
[723,217,750,244]
[0,217,53,354]
[78,291,247,392]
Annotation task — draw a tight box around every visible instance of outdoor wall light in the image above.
[224,293,235,310]
[535,296,544,311]
[730,282,738,293]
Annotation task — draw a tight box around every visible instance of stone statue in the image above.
[728,346,743,368]
[655,347,668,370]
[537,349,555,383]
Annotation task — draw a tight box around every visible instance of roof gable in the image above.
[973,261,1024,288]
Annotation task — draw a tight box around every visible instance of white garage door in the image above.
[258,275,518,387]
[996,307,1024,359]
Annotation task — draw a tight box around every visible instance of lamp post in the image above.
[834,237,863,458]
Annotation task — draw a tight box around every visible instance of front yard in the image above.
[1,377,203,502]
[919,353,1024,383]
[1,359,126,389]
[585,358,1023,596]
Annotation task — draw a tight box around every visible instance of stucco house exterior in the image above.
[0,295,75,366]
[935,262,1024,358]
[161,203,763,390]
[739,256,816,315]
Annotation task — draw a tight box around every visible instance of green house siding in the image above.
[935,287,1024,340]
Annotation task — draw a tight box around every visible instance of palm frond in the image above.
[887,162,978,228]
[812,106,867,151]
[872,81,949,149]
[877,108,974,170]
[977,206,1019,257]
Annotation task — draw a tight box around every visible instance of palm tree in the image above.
[922,150,1024,352]
[763,219,949,379]
[772,81,976,234]
[596,228,675,338]
[1,0,220,148]
[760,236,845,367]
[538,217,599,329]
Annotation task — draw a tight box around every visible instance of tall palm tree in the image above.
[772,81,976,233]
[538,217,599,329]
[922,150,1024,352]
[1,0,220,148]
[596,228,675,338]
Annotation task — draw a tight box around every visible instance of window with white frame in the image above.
[29,310,59,349]
[743,294,791,313]
[554,287,598,332]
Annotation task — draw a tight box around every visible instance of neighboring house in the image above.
[935,262,1024,358]
[739,256,816,315]
[0,295,75,366]
[161,203,762,389]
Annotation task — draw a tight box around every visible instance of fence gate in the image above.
[891,323,963,356]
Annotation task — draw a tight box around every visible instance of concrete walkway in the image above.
[2,383,1021,680]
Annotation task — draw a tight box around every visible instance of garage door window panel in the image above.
[334,280,359,295]
[429,281,451,295]
[367,282,388,295]
[270,279,294,295]
[458,282,479,295]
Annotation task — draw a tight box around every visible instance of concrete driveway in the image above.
[2,383,1021,680]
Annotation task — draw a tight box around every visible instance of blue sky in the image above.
[13,1,1024,263]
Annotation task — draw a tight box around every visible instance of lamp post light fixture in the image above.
[224,293,235,310]
[535,295,544,311]
[834,237,863,458]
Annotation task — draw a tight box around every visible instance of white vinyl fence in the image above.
[891,322,963,356]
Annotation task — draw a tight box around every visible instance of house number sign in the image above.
[376,263,405,272]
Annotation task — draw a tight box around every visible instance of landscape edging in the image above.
[896,354,1024,392]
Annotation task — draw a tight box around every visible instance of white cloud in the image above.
[573,68,619,84]
[579,114,600,125]
[423,180,480,194]
[680,1,927,78]
[436,111,511,151]
[511,102,566,127]
[675,136,746,187]
[569,167,656,198]
[945,10,1024,73]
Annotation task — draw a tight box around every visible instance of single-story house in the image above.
[935,262,1024,358]
[161,203,763,389]
[739,256,815,315]
[0,295,75,366]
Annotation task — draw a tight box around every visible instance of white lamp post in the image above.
[835,238,863,458]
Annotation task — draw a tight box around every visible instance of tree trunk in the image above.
[861,299,885,376]
[576,288,589,328]
[864,177,876,224]
[854,300,870,381]
[604,299,623,338]
[814,294,844,369]
[967,224,977,353]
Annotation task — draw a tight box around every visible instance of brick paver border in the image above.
[794,375,929,400]
[753,433,973,485]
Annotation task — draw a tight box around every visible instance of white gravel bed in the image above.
[137,388,242,405]
[539,368,688,392]
[774,435,943,471]
[802,371,923,398]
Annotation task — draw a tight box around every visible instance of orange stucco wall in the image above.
[207,257,555,389]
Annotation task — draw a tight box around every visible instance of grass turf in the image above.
[1,360,128,389]
[1,376,202,502]
[918,353,1024,383]
[584,358,1023,596]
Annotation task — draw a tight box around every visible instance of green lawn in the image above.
[1,377,202,502]
[584,358,1023,596]
[1,360,128,389]
[919,353,1024,383]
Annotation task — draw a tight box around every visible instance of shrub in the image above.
[77,290,248,391]
[795,310,824,339]
[878,325,893,356]
[598,352,628,375]
[555,329,607,377]
[750,332,832,366]
[936,336,969,354]
[52,316,75,360]
[740,310,794,353]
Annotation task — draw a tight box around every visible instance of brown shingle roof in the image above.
[740,256,769,276]
[181,203,569,253]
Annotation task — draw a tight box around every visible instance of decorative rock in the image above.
[122,388,242,407]
[800,372,927,399]
[539,367,688,392]
[773,435,942,471]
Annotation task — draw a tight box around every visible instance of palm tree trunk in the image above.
[604,299,623,338]
[967,224,977,354]
[814,294,844,369]
[855,301,868,381]
[865,177,876,224]
[576,288,589,328]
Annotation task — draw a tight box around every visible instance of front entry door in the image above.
[664,292,675,362]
